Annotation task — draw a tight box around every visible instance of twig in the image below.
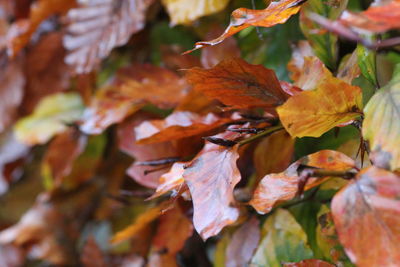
[238,125,284,146]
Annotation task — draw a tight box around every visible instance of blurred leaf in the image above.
[356,44,378,87]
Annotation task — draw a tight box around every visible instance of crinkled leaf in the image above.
[331,166,400,267]
[250,150,356,214]
[15,92,84,145]
[187,0,306,52]
[277,57,363,138]
[250,209,313,266]
[161,0,229,26]
[186,58,288,110]
[362,69,400,170]
[63,0,154,73]
[183,131,241,239]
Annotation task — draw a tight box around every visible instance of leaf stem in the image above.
[238,125,284,146]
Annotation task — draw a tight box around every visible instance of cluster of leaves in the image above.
[0,0,399,266]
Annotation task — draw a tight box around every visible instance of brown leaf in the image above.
[250,150,356,214]
[118,114,179,189]
[186,58,288,110]
[186,0,306,52]
[253,131,294,179]
[7,0,75,56]
[135,111,236,144]
[80,64,187,135]
[340,0,400,33]
[0,244,24,267]
[287,40,314,82]
[331,166,400,267]
[63,0,154,73]
[42,128,87,187]
[22,32,70,114]
[150,162,186,199]
[226,217,260,267]
[283,259,335,267]
[0,57,25,132]
[183,131,241,239]
[81,236,107,267]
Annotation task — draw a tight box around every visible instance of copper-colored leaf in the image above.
[331,166,400,267]
[340,0,400,33]
[362,73,400,170]
[111,202,169,244]
[253,131,294,179]
[7,0,75,56]
[226,217,260,267]
[0,57,24,133]
[183,131,241,239]
[283,259,335,267]
[63,0,154,73]
[250,150,356,214]
[187,0,306,52]
[22,32,70,114]
[80,64,187,135]
[81,236,107,267]
[186,58,288,110]
[277,57,363,138]
[135,111,235,144]
[150,162,186,199]
[161,0,230,26]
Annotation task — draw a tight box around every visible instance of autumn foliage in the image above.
[0,0,400,266]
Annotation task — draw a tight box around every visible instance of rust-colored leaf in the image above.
[80,64,187,135]
[340,0,400,33]
[111,202,169,244]
[63,0,154,73]
[183,131,242,239]
[7,0,75,56]
[283,259,335,267]
[0,57,24,133]
[186,0,306,52]
[226,217,260,267]
[135,111,235,144]
[186,58,288,110]
[250,150,356,214]
[277,57,363,138]
[80,236,107,267]
[331,166,400,267]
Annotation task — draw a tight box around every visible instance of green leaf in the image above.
[251,209,313,266]
[14,93,84,145]
[357,44,378,87]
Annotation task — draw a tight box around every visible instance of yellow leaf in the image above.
[161,0,230,26]
[277,58,363,138]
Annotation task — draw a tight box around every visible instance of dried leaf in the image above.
[80,64,187,134]
[337,49,361,84]
[161,0,229,26]
[0,57,24,133]
[81,236,107,267]
[63,0,154,73]
[250,209,313,266]
[226,217,260,267]
[277,57,363,138]
[7,0,75,56]
[186,58,288,110]
[15,92,84,145]
[340,0,400,33]
[362,72,400,170]
[150,162,186,199]
[331,166,400,267]
[187,0,306,52]
[135,111,234,144]
[183,131,241,239]
[250,150,356,214]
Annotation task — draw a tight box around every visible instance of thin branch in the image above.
[238,125,284,146]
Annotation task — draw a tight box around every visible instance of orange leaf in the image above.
[283,259,335,267]
[183,131,242,239]
[186,0,306,52]
[150,162,186,199]
[80,236,107,267]
[331,166,400,267]
[135,111,236,144]
[7,0,75,56]
[340,0,400,33]
[80,64,187,135]
[186,58,288,110]
[63,0,154,73]
[250,150,356,214]
[277,57,363,138]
